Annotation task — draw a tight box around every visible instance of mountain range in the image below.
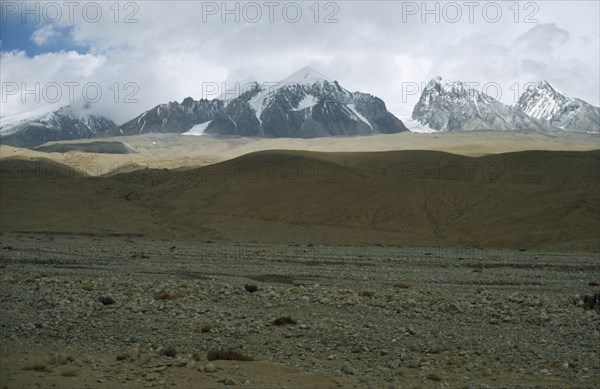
[515,80,600,132]
[0,105,116,148]
[1,67,598,148]
[412,77,599,133]
[117,67,408,138]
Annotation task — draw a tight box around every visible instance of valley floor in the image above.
[1,233,598,388]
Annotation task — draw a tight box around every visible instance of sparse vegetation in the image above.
[207,348,253,361]
[582,293,600,313]
[359,289,375,297]
[244,284,258,293]
[158,346,177,358]
[153,290,184,300]
[272,316,297,326]
[99,296,115,305]
[200,322,214,333]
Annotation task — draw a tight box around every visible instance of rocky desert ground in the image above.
[0,233,599,388]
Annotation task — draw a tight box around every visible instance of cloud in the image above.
[515,23,570,53]
[30,25,59,46]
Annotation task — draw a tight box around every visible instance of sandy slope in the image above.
[1,149,598,251]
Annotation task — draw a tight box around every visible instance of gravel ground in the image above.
[0,232,598,388]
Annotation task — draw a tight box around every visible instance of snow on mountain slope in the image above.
[515,81,600,132]
[183,121,212,136]
[0,105,59,136]
[279,66,332,87]
[205,67,407,138]
[0,105,117,148]
[412,77,556,133]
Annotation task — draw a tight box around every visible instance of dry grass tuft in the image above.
[99,296,115,305]
[271,316,297,326]
[426,372,443,381]
[153,290,184,301]
[582,293,600,313]
[359,289,375,297]
[130,251,149,259]
[393,281,411,289]
[158,347,177,358]
[244,284,258,293]
[200,322,214,333]
[207,348,253,361]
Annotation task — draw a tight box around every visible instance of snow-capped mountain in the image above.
[412,77,556,133]
[515,81,600,133]
[112,97,224,136]
[0,105,116,148]
[203,66,408,137]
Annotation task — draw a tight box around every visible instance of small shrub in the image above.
[426,372,442,381]
[153,290,183,300]
[158,347,177,358]
[244,284,258,293]
[207,348,253,361]
[130,251,149,259]
[393,281,411,289]
[99,296,115,305]
[359,289,375,297]
[200,322,214,333]
[272,316,297,326]
[582,293,600,313]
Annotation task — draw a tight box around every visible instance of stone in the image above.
[204,363,216,373]
[341,361,355,375]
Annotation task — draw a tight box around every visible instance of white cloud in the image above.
[30,25,59,46]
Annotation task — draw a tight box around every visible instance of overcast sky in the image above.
[1,0,599,124]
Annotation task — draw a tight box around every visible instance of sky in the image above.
[1,0,599,124]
